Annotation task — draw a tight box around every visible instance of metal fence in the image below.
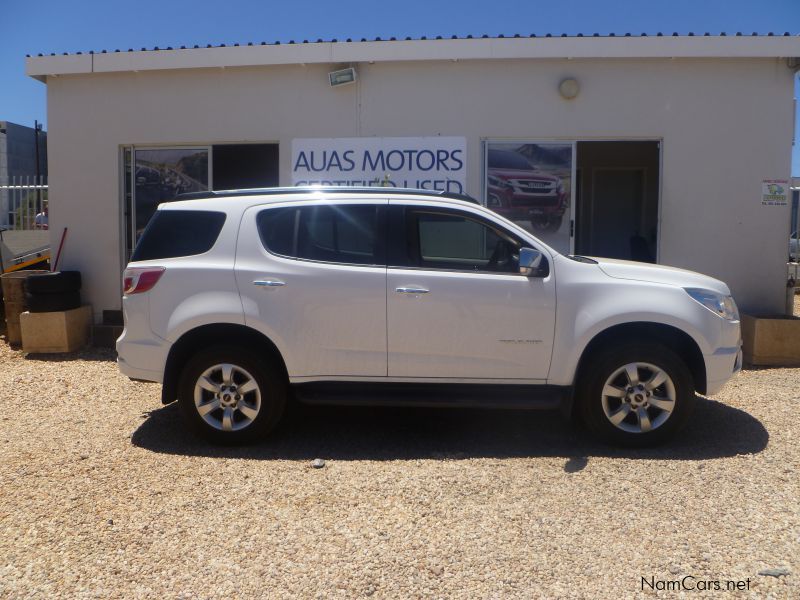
[0,175,48,231]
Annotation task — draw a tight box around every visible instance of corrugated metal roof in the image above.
[26,32,800,57]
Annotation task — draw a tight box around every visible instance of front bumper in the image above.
[509,192,565,209]
[704,340,742,396]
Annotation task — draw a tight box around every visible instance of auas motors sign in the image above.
[291,137,466,193]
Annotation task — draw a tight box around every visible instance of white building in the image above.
[26,34,800,320]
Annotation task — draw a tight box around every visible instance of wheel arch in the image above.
[161,323,288,404]
[565,322,707,417]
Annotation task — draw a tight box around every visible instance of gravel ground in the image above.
[0,339,798,599]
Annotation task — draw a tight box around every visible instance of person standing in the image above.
[34,204,48,230]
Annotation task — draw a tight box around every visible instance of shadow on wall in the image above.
[131,396,768,466]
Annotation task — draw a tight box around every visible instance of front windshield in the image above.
[488,149,534,171]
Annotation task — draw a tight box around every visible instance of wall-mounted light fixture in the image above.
[329,67,357,87]
[558,77,580,100]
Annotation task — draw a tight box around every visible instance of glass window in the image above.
[258,205,380,266]
[133,148,209,242]
[123,148,133,262]
[487,148,535,171]
[131,210,225,261]
[257,207,297,257]
[484,142,573,255]
[413,211,520,273]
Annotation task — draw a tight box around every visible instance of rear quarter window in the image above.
[131,210,226,261]
[257,204,382,266]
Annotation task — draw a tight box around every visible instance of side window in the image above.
[410,210,522,273]
[258,207,297,256]
[257,204,382,266]
[132,210,226,261]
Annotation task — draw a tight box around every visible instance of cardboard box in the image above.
[19,305,92,354]
[741,313,800,367]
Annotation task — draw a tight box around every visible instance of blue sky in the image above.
[2,0,799,173]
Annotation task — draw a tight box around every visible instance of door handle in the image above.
[253,279,286,287]
[395,287,429,294]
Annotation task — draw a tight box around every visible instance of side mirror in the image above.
[519,247,547,277]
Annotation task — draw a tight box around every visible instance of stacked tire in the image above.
[24,271,82,313]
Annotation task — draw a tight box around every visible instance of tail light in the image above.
[123,267,165,295]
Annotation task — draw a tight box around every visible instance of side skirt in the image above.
[292,382,572,410]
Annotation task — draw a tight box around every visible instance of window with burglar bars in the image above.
[0,175,48,230]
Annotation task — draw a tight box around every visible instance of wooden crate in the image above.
[0,270,49,345]
[741,313,800,367]
[19,305,92,354]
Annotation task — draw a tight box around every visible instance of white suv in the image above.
[117,187,742,446]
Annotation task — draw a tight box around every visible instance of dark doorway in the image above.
[575,141,660,262]
[212,144,279,190]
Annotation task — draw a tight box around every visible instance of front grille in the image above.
[515,180,555,193]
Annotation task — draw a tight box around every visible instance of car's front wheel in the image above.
[529,213,563,233]
[578,343,695,446]
[178,345,286,443]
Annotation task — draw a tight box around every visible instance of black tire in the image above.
[577,342,695,447]
[25,290,81,313]
[25,271,82,295]
[529,214,563,233]
[178,345,287,444]
[545,214,564,232]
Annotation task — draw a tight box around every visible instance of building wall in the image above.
[0,121,48,224]
[45,57,795,318]
[0,121,47,178]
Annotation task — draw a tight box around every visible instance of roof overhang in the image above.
[26,36,800,82]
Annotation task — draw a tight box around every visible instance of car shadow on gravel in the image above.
[21,347,117,362]
[131,395,768,463]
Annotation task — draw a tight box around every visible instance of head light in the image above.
[684,288,739,321]
[488,175,510,189]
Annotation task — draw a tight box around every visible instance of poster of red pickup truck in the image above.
[485,142,572,253]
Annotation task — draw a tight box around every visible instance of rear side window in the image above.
[131,210,226,261]
[258,207,296,256]
[257,205,383,266]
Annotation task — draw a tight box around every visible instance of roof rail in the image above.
[173,186,479,204]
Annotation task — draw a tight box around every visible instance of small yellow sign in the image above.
[761,179,788,206]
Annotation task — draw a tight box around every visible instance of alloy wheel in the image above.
[600,362,676,434]
[193,363,262,432]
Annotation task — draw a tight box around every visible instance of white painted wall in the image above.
[44,56,794,318]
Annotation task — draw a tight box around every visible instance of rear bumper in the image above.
[116,333,169,384]
[116,292,169,384]
[117,356,163,383]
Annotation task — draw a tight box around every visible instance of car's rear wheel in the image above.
[178,345,286,443]
[578,343,695,446]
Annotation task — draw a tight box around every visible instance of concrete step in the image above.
[92,324,123,349]
[102,310,123,326]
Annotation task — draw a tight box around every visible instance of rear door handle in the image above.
[395,287,429,294]
[253,279,286,287]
